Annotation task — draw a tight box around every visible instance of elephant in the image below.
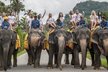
[0,29,18,71]
[27,29,45,68]
[47,29,67,70]
[73,26,90,70]
[91,27,108,70]
[64,31,76,65]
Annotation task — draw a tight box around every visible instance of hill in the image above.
[73,1,108,15]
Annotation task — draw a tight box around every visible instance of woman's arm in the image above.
[42,10,46,18]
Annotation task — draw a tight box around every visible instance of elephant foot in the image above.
[47,66,53,69]
[81,67,85,70]
[34,65,39,68]
[94,67,100,70]
[0,68,4,71]
[8,66,11,69]
[13,64,17,67]
[27,63,32,66]
[74,65,80,69]
[4,68,7,71]
[55,65,59,68]
[59,66,63,71]
[47,65,53,69]
[71,62,74,65]
[81,65,87,70]
[65,61,69,64]
[91,63,94,66]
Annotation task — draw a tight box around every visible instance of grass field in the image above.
[87,52,107,68]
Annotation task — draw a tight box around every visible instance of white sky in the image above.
[1,0,108,23]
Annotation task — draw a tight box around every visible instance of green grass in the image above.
[17,50,26,56]
[87,52,107,68]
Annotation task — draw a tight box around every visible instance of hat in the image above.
[3,16,8,20]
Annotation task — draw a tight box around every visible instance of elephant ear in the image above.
[11,31,17,45]
[92,28,102,45]
[49,32,55,44]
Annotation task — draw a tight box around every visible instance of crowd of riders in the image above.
[0,9,108,32]
[21,10,108,32]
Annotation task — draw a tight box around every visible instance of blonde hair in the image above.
[91,10,97,16]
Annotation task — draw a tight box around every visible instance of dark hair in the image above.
[58,12,63,18]
[102,16,106,20]
[98,12,102,16]
[38,14,41,19]
[34,16,37,19]
[69,10,73,15]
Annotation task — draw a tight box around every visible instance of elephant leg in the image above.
[26,49,33,65]
[65,48,69,64]
[81,48,87,70]
[89,47,95,66]
[34,49,38,68]
[58,47,64,70]
[65,54,69,64]
[13,49,18,67]
[37,48,42,67]
[3,47,10,71]
[54,53,58,67]
[7,46,15,69]
[73,46,80,68]
[46,49,49,55]
[48,45,54,69]
[0,50,3,70]
[106,56,108,70]
[94,44,101,70]
[71,52,74,65]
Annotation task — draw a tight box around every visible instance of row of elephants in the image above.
[0,26,108,71]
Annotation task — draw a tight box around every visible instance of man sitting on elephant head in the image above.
[100,16,108,28]
[1,16,12,30]
[31,15,40,31]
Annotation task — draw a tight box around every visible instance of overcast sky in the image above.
[1,0,108,22]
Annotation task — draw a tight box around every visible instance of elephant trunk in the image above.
[103,39,108,56]
[58,36,65,70]
[80,39,87,70]
[3,44,10,71]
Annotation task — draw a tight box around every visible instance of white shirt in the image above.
[70,13,82,23]
[8,16,16,24]
[39,18,43,25]
[46,18,55,24]
[90,15,98,23]
[0,16,3,26]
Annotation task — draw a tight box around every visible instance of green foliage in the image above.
[10,0,25,14]
[0,1,10,13]
[103,11,108,20]
[16,17,28,50]
[87,52,107,68]
[73,1,108,16]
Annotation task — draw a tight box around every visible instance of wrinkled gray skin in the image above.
[0,30,17,71]
[27,30,45,68]
[48,29,66,70]
[74,26,90,70]
[64,32,75,65]
[92,27,108,70]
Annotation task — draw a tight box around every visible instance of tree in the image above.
[9,0,25,23]
[0,1,7,13]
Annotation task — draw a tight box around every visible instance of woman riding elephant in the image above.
[48,12,75,70]
[48,29,67,70]
[73,26,90,70]
[26,15,45,68]
[91,27,108,70]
